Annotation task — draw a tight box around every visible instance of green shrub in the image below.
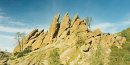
[109,46,126,65]
[76,38,85,48]
[121,28,130,42]
[76,32,85,48]
[109,27,130,65]
[0,51,10,60]
[90,45,104,65]
[9,57,16,60]
[23,46,32,53]
[14,46,32,58]
[49,48,61,65]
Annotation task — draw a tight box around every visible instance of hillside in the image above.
[108,27,130,65]
[8,13,126,65]
[0,50,11,65]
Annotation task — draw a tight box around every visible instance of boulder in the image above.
[93,28,101,36]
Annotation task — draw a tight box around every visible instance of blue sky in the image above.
[0,0,130,52]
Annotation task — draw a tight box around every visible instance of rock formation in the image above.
[11,13,126,65]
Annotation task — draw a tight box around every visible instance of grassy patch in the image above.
[109,27,130,65]
[14,46,32,58]
[49,48,61,65]
[90,45,104,65]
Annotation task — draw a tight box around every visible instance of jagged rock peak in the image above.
[26,29,38,40]
[80,20,87,25]
[64,12,69,16]
[71,13,80,26]
[73,13,79,21]
[48,13,60,40]
[40,29,44,33]
[59,12,70,30]
[31,29,38,33]
[38,29,44,35]
[11,13,127,65]
[50,13,60,26]
[54,13,60,22]
[57,12,71,38]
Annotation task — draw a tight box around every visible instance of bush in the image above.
[76,32,85,48]
[49,48,61,65]
[109,27,130,65]
[121,28,130,42]
[14,46,32,58]
[109,43,130,65]
[76,37,85,48]
[0,51,10,60]
[90,45,104,65]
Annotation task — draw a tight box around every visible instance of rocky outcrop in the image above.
[57,12,70,38]
[12,13,126,65]
[0,50,11,65]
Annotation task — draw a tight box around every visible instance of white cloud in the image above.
[0,25,32,33]
[0,8,49,52]
[0,34,14,40]
[0,15,9,19]
[0,34,15,52]
[0,15,27,27]
[91,20,130,34]
[0,25,48,52]
[9,20,26,26]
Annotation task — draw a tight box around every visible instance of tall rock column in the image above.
[42,13,60,45]
[49,13,60,39]
[57,12,71,38]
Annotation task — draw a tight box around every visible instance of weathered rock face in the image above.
[13,29,39,53]
[48,13,60,39]
[58,12,70,37]
[12,13,126,65]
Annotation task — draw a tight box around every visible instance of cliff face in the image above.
[11,13,126,65]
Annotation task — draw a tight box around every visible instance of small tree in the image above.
[85,17,92,29]
[15,32,25,52]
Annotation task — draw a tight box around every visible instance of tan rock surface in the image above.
[11,13,126,65]
[58,12,70,38]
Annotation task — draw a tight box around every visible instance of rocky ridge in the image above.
[11,13,126,65]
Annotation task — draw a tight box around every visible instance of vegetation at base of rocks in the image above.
[76,32,85,48]
[67,48,80,65]
[120,28,130,42]
[109,45,130,65]
[14,46,32,58]
[90,45,104,65]
[76,37,85,48]
[109,27,130,65]
[0,50,11,65]
[0,51,10,60]
[109,42,130,65]
[49,48,61,65]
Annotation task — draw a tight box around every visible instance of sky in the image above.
[0,0,130,52]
